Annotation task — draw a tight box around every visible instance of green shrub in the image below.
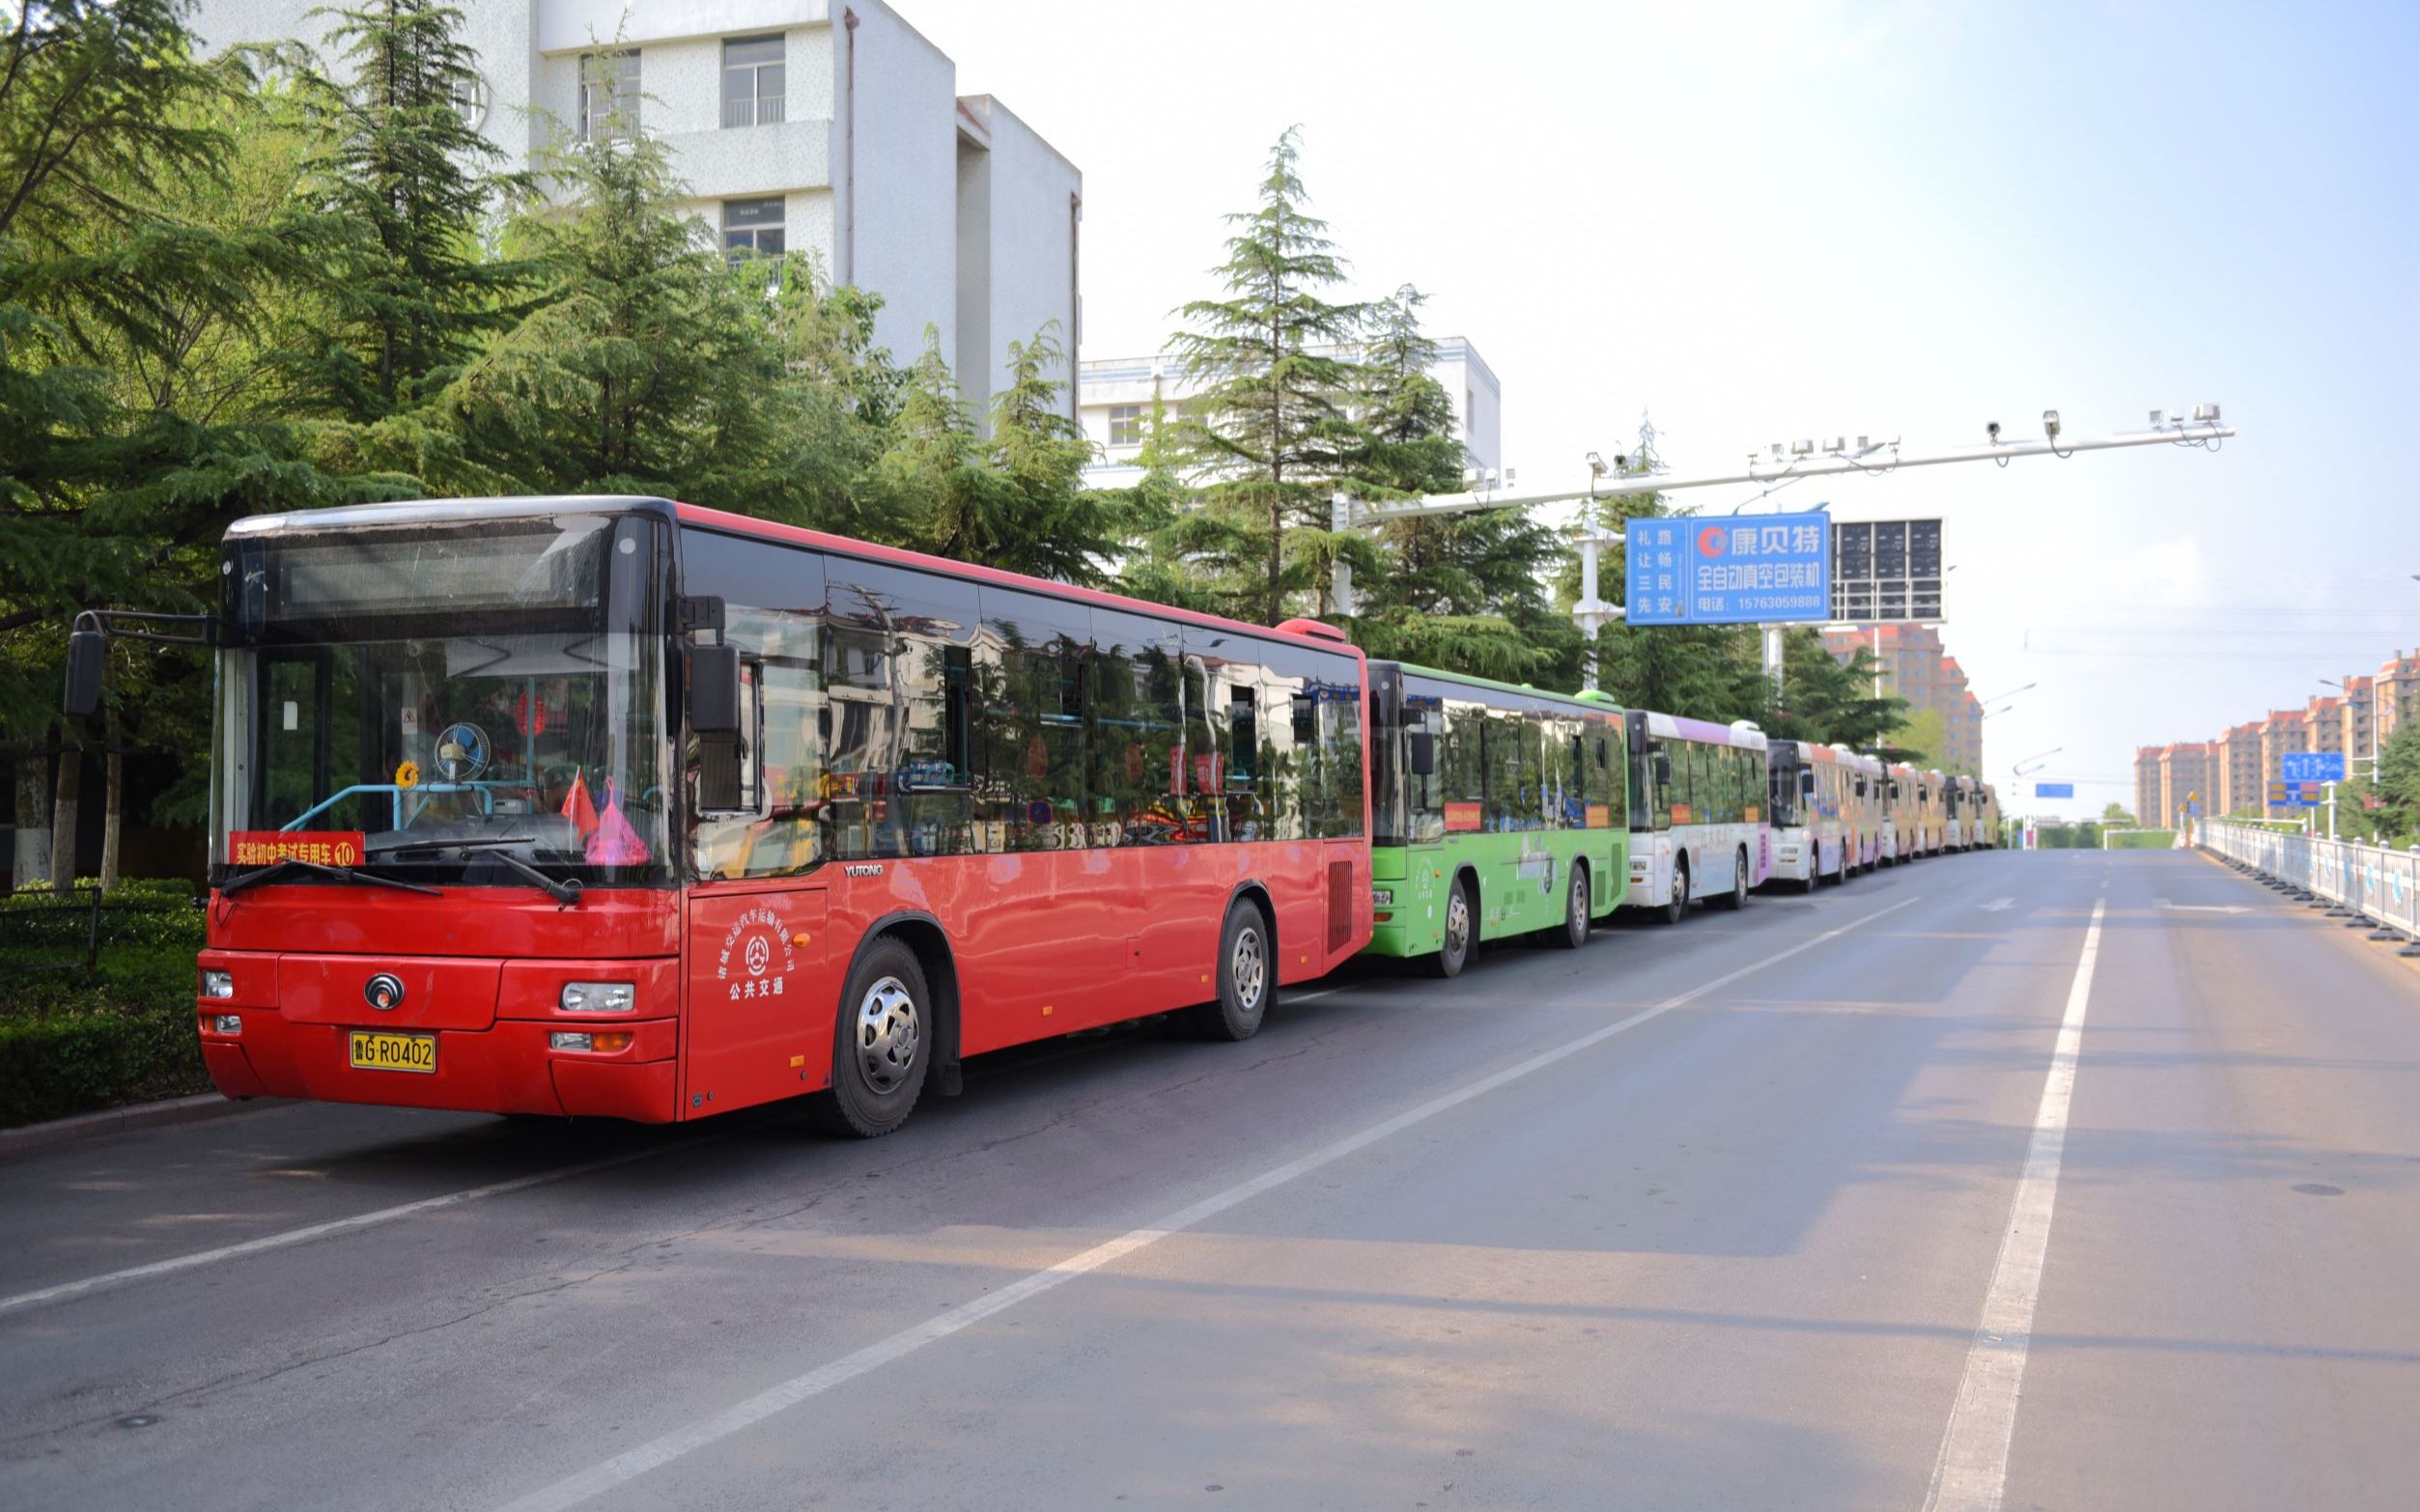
[0,887,211,1126]
[0,1002,207,1126]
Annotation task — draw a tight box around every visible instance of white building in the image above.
[189,0,1083,418]
[1077,336,1503,487]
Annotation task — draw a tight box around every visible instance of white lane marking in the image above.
[1977,898,2015,912]
[0,1143,700,1319]
[2153,898,2250,913]
[1923,897,2106,1512]
[498,895,1925,1512]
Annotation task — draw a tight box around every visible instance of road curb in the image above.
[0,1092,288,1160]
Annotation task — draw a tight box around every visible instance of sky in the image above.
[905,0,2419,819]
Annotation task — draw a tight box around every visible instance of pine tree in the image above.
[296,1,526,421]
[1769,628,1906,749]
[1,2,399,885]
[1345,284,1578,683]
[449,124,858,520]
[1168,126,1367,625]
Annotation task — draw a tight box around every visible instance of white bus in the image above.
[1624,712,1771,922]
[1765,741,1852,891]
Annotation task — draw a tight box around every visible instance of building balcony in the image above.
[656,117,831,199]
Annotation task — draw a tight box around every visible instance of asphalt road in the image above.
[4,848,2416,1511]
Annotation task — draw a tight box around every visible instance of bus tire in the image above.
[1659,859,1690,925]
[1427,875,1476,978]
[1714,848,1750,910]
[1189,897,1273,1040]
[808,938,931,1138]
[1551,862,1590,949]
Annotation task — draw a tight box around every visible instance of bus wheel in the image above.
[1551,862,1590,949]
[1660,861,1690,925]
[1190,898,1273,1040]
[1427,877,1475,978]
[1715,849,1749,910]
[809,939,931,1138]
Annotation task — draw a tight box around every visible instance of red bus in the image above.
[80,498,1372,1135]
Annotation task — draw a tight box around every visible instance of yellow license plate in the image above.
[349,1030,436,1074]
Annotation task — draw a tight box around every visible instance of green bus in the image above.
[1364,661,1631,977]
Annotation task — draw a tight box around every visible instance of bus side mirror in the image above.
[1800,770,1816,796]
[689,643,742,734]
[1408,730,1435,777]
[1653,751,1673,786]
[63,629,104,717]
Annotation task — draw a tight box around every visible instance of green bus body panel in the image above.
[1365,828,1629,958]
[1361,660,1633,964]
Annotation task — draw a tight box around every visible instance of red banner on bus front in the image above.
[227,831,365,868]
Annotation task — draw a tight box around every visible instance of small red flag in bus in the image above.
[561,770,600,837]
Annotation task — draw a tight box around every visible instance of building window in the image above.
[723,197,785,262]
[722,35,785,127]
[1108,404,1142,447]
[579,50,639,141]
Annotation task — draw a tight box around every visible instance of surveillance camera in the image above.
[1613,454,1631,472]
[1587,451,1606,476]
[2041,409,2061,441]
[1985,420,2002,442]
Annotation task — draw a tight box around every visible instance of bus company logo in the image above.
[844,863,885,879]
[717,906,796,1001]
[1697,525,1731,557]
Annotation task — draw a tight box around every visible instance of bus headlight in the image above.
[211,1014,241,1035]
[1371,888,1393,908]
[560,982,635,1014]
[201,969,235,999]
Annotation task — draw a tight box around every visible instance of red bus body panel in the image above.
[193,502,1374,1124]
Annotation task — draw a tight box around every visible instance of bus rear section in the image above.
[1624,712,1769,922]
[180,497,1373,1136]
[1361,665,1628,976]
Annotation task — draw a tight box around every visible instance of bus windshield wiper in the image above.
[220,857,442,899]
[471,847,584,906]
[376,835,585,905]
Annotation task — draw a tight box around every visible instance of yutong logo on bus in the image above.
[717,906,797,1002]
[844,863,884,878]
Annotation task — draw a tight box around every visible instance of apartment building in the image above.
[2156,742,2214,826]
[190,0,1082,418]
[1820,624,1986,775]
[2215,721,2264,817]
[2259,708,2310,820]
[2378,651,2420,745]
[2135,747,2164,826]
[1076,337,1504,487]
[2333,674,2377,772]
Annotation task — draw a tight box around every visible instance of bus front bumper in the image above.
[198,1012,679,1122]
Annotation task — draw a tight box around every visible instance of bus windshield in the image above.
[210,511,671,886]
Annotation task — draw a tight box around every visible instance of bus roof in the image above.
[227,497,1365,664]
[1643,710,1768,751]
[677,502,1366,661]
[1387,661,1626,716]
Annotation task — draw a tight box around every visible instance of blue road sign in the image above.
[1625,511,1832,626]
[2267,780,2322,808]
[2281,751,2348,784]
[2034,782,2074,798]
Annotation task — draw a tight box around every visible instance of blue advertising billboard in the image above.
[1625,511,1833,626]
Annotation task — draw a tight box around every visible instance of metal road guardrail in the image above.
[2201,818,2420,952]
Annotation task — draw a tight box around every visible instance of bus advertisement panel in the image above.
[1363,664,1628,976]
[179,497,1371,1135]
[1624,712,1770,922]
